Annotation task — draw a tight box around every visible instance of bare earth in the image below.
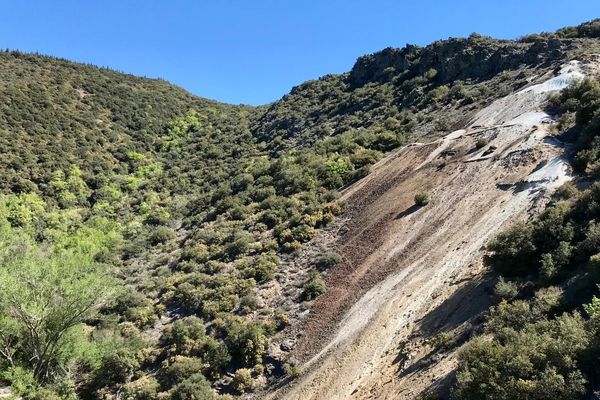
[265,61,590,400]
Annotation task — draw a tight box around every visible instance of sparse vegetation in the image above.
[414,192,431,206]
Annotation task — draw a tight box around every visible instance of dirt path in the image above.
[265,61,585,400]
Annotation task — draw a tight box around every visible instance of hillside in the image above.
[0,19,599,400]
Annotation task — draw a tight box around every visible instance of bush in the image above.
[232,368,253,394]
[162,356,203,387]
[475,138,488,149]
[284,363,302,379]
[315,250,342,270]
[162,316,207,356]
[493,277,519,300]
[250,256,277,283]
[2,366,37,396]
[431,332,454,351]
[414,192,431,206]
[223,231,254,260]
[304,270,326,300]
[149,226,176,245]
[97,347,140,384]
[486,224,536,276]
[454,313,588,400]
[225,320,268,367]
[171,373,215,400]
[124,376,160,400]
[554,181,578,200]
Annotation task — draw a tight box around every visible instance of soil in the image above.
[262,60,588,400]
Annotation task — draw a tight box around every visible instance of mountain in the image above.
[0,18,599,400]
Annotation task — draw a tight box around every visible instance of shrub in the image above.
[2,366,37,396]
[424,68,438,81]
[493,277,519,300]
[232,368,253,394]
[225,320,268,367]
[162,356,203,387]
[149,226,176,245]
[162,317,207,356]
[315,250,342,270]
[124,376,160,400]
[475,138,488,149]
[248,255,278,283]
[431,332,454,351]
[273,309,290,330]
[454,313,588,400]
[284,363,302,379]
[223,231,254,260]
[486,224,536,276]
[554,181,578,200]
[304,270,326,300]
[414,192,431,206]
[170,373,215,400]
[202,338,231,378]
[97,347,140,384]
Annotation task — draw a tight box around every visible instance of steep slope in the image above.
[267,59,596,399]
[0,20,600,400]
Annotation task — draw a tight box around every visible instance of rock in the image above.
[280,339,296,352]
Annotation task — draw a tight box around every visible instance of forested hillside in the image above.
[0,19,599,400]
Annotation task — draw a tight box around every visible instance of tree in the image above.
[0,229,114,382]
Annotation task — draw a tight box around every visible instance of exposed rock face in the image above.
[348,37,571,88]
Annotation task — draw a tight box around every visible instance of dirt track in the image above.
[263,61,587,400]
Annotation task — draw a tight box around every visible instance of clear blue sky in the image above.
[1,1,599,105]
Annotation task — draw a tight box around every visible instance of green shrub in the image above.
[284,363,302,379]
[247,254,278,283]
[162,317,207,356]
[225,320,268,367]
[162,356,203,386]
[171,373,215,400]
[454,313,588,400]
[149,226,176,245]
[232,368,253,394]
[304,270,326,300]
[124,376,160,400]
[414,192,431,206]
[431,332,454,351]
[493,277,519,300]
[97,347,140,384]
[554,181,578,200]
[486,224,536,276]
[315,250,342,270]
[475,138,488,149]
[424,68,438,81]
[2,366,37,396]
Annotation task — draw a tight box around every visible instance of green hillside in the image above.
[0,18,599,399]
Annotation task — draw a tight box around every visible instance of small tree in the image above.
[0,230,114,382]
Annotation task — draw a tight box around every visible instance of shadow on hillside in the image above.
[395,204,421,219]
[391,275,495,398]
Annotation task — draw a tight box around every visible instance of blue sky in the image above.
[1,1,599,105]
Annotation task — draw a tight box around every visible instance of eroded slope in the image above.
[269,60,593,400]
